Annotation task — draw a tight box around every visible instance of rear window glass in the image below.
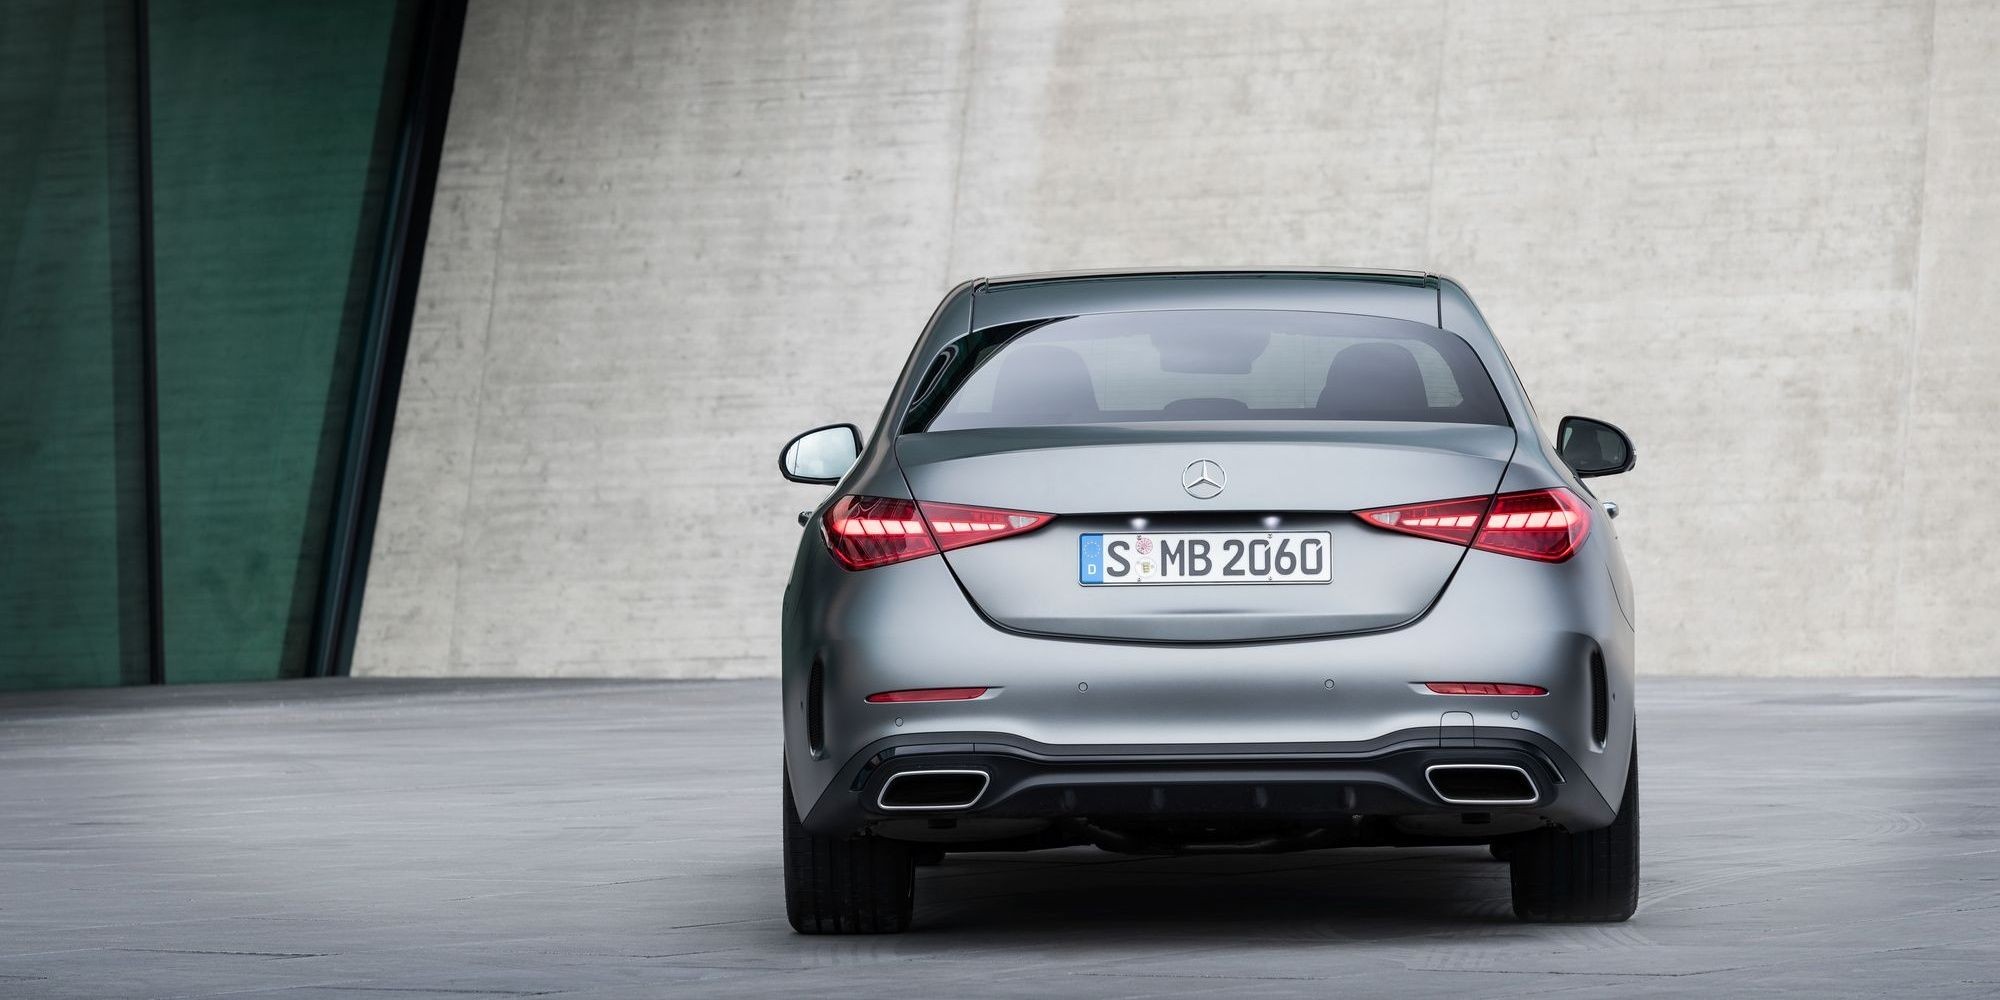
[912,309,1508,431]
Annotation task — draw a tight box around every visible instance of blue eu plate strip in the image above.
[1078,534,1103,584]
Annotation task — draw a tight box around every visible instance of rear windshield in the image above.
[911,309,1508,431]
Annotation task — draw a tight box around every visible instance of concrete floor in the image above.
[1,679,1996,999]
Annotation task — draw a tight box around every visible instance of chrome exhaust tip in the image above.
[1425,763,1539,806]
[876,769,990,811]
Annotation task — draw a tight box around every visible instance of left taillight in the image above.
[819,495,1053,570]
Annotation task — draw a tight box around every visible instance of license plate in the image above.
[1078,532,1332,585]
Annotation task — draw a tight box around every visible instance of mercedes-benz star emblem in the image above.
[1182,459,1225,500]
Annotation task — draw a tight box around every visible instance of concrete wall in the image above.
[355,0,2000,679]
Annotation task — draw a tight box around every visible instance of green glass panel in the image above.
[147,0,412,682]
[0,1,150,691]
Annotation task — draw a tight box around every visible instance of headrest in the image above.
[1317,342,1428,419]
[991,345,1100,421]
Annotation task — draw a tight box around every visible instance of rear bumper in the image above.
[783,538,1638,826]
[799,727,1616,838]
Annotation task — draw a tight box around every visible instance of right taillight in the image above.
[1475,488,1591,562]
[1358,487,1591,563]
[820,495,1052,570]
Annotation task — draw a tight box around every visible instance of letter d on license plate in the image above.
[1079,531,1331,585]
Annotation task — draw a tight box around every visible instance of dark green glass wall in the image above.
[0,1,150,690]
[149,1,413,683]
[0,0,426,690]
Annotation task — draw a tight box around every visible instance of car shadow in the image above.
[907,845,1519,937]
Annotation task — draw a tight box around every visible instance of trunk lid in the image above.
[895,422,1516,642]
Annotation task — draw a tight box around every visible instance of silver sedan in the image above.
[778,269,1639,932]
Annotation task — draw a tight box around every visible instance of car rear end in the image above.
[779,271,1638,931]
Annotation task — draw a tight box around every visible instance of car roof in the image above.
[965,268,1451,331]
[982,266,1434,286]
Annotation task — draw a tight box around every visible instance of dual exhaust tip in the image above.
[1425,763,1540,805]
[877,769,990,811]
[877,764,1540,811]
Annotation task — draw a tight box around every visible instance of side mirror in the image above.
[1557,416,1636,478]
[779,424,863,484]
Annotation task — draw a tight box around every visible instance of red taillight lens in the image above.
[1424,682,1549,696]
[917,501,1055,553]
[820,496,1052,570]
[821,496,934,569]
[1357,487,1591,563]
[1357,495,1488,545]
[1471,488,1591,562]
[865,687,989,703]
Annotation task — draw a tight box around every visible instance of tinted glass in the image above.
[0,0,152,689]
[921,310,1507,431]
[0,0,425,692]
[148,0,415,682]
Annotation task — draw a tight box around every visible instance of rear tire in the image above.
[783,768,915,934]
[1508,740,1639,922]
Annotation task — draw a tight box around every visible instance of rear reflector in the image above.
[865,687,989,703]
[821,495,1052,570]
[1357,487,1591,563]
[1424,682,1549,696]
